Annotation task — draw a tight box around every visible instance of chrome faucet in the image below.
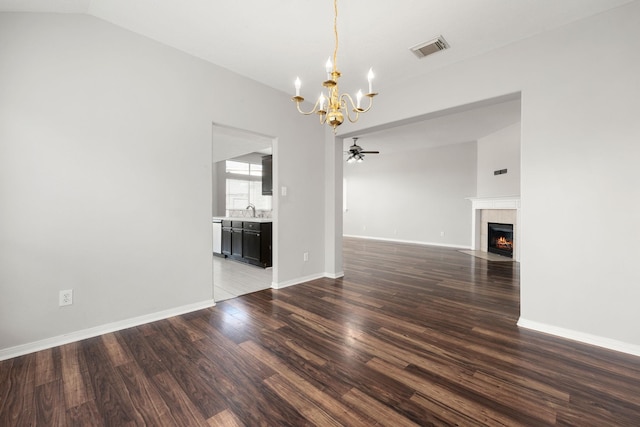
[246,203,256,217]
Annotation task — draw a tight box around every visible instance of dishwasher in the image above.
[212,219,222,254]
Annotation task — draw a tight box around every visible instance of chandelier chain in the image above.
[332,0,338,71]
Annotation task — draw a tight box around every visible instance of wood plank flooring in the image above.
[2,237,640,425]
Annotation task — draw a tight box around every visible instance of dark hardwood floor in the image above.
[2,238,640,426]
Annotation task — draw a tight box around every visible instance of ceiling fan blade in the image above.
[360,151,379,154]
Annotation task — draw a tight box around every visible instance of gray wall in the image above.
[0,13,326,354]
[477,122,521,197]
[212,161,224,217]
[337,1,640,353]
[343,142,477,248]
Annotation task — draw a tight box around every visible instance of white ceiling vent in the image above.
[410,36,449,59]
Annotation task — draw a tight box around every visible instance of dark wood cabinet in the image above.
[231,228,243,257]
[262,155,272,196]
[230,221,243,256]
[242,221,272,267]
[221,220,232,255]
[242,230,261,262]
[221,220,272,268]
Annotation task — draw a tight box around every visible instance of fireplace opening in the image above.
[488,222,514,258]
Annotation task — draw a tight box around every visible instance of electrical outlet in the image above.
[59,289,73,306]
[440,231,445,237]
[303,252,309,262]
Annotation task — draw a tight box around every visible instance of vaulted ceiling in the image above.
[1,0,632,149]
[1,0,631,94]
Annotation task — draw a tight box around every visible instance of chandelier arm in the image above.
[293,97,324,116]
[340,92,354,109]
[340,93,361,123]
[357,94,376,113]
[346,110,360,124]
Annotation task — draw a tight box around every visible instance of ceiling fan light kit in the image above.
[346,153,364,164]
[291,0,378,132]
[346,137,379,163]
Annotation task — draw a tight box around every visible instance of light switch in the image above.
[281,186,287,196]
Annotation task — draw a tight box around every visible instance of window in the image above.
[225,160,262,177]
[225,159,271,214]
[225,160,250,175]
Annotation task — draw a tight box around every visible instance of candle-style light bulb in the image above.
[319,93,326,110]
[356,90,363,109]
[326,58,333,79]
[294,77,301,96]
[367,68,375,94]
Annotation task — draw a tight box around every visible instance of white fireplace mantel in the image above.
[467,195,521,210]
[467,196,521,262]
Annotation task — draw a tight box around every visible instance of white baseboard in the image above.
[324,271,344,279]
[272,273,327,289]
[343,234,472,250]
[0,299,216,361]
[517,318,640,357]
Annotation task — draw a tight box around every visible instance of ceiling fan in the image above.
[346,137,379,163]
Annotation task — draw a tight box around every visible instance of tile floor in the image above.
[213,255,272,302]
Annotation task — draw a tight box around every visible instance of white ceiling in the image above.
[1,0,631,94]
[1,0,632,153]
[345,97,522,154]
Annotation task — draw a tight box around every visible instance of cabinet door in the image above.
[221,228,232,255]
[260,222,272,267]
[242,230,261,262]
[231,229,243,257]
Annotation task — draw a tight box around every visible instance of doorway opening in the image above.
[212,124,276,302]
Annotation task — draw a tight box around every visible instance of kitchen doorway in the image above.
[212,124,275,302]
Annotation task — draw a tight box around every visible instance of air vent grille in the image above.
[410,36,449,58]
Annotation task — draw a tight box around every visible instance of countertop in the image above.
[212,216,273,223]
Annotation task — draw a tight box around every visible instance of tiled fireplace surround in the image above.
[468,196,521,262]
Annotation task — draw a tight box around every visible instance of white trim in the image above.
[272,273,327,289]
[271,271,343,290]
[0,299,215,361]
[517,318,640,357]
[343,234,472,250]
[324,271,345,279]
[467,195,521,209]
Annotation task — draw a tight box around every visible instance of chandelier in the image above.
[291,0,377,132]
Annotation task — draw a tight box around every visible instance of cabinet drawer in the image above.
[232,221,244,229]
[221,220,232,228]
[243,222,261,231]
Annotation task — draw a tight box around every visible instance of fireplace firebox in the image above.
[488,222,514,258]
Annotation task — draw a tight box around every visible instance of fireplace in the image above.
[468,196,520,261]
[488,222,514,258]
